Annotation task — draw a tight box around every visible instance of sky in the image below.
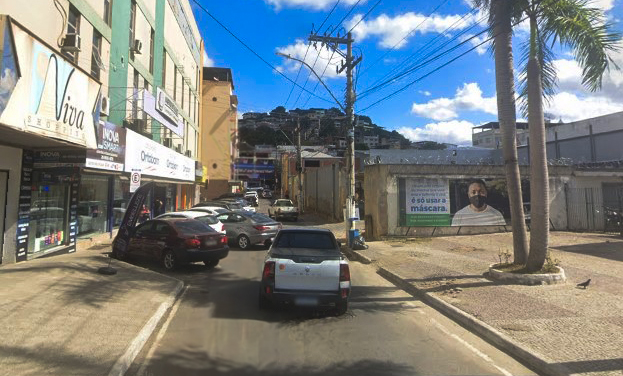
[191,0,623,146]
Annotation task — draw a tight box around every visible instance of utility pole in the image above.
[308,32,362,236]
[297,117,303,213]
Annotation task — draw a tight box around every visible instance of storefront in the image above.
[0,17,101,263]
[124,128,197,218]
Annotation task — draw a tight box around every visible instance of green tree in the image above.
[517,0,620,271]
[474,0,529,265]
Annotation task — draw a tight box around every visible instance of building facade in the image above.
[200,67,238,199]
[0,0,203,264]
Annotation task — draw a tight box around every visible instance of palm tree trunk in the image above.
[526,15,550,272]
[492,0,528,264]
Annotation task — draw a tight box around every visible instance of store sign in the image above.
[33,150,86,168]
[0,17,19,118]
[405,178,451,226]
[124,129,195,181]
[112,182,154,258]
[0,22,98,148]
[142,89,184,137]
[86,121,126,171]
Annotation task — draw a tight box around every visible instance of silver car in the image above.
[217,211,282,249]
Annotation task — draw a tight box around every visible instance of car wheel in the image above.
[203,259,219,269]
[162,250,177,271]
[258,291,271,310]
[335,300,348,316]
[112,247,128,261]
[237,234,251,249]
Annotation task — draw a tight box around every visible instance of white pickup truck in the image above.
[268,199,299,221]
[259,229,351,315]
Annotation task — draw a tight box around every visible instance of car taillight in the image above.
[254,225,270,231]
[340,264,350,282]
[220,235,227,245]
[263,261,275,280]
[185,238,201,248]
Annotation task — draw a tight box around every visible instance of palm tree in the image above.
[474,0,529,264]
[516,0,620,271]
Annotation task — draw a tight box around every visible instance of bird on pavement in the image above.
[576,279,591,289]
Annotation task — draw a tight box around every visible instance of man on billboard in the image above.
[451,179,506,226]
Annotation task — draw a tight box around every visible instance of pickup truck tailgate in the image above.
[274,258,341,291]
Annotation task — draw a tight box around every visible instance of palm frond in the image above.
[540,0,621,91]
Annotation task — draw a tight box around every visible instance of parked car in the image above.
[112,218,229,270]
[259,229,350,314]
[188,206,229,216]
[216,211,281,249]
[217,192,245,200]
[244,192,259,207]
[268,199,299,221]
[261,189,273,199]
[156,211,225,234]
[219,198,256,212]
[194,201,245,212]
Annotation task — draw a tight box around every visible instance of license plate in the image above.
[294,297,318,306]
[204,239,217,247]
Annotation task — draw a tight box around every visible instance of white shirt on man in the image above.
[451,205,506,226]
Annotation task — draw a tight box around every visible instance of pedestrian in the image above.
[154,199,164,216]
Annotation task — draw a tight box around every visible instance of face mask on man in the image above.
[469,195,487,209]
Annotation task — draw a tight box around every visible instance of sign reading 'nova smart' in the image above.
[124,129,194,181]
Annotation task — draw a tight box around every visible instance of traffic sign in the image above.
[130,169,141,192]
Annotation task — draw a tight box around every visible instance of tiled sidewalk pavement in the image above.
[354,232,623,376]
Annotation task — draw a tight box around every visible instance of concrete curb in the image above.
[107,278,184,376]
[341,247,373,264]
[375,265,570,376]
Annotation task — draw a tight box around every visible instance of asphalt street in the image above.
[124,199,535,376]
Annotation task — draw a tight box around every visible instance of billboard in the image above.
[401,178,529,226]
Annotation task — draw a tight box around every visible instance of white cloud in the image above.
[347,12,478,48]
[276,40,344,79]
[397,120,475,145]
[545,93,623,121]
[419,90,431,96]
[264,0,363,10]
[411,82,497,121]
[460,33,489,55]
[203,51,214,67]
[589,0,615,11]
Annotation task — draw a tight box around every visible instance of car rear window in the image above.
[275,232,336,249]
[196,215,218,225]
[250,213,273,223]
[173,220,215,235]
[229,203,243,210]
[275,201,292,207]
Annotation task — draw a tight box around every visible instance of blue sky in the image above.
[192,0,623,146]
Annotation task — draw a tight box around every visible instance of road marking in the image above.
[136,285,189,376]
[108,281,183,376]
[428,317,514,376]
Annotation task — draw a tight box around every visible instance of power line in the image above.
[328,0,362,35]
[357,0,458,78]
[284,0,341,107]
[357,15,530,113]
[190,0,334,105]
[346,0,382,34]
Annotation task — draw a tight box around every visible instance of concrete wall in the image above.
[0,145,22,265]
[363,163,574,239]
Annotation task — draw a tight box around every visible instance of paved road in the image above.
[125,199,535,376]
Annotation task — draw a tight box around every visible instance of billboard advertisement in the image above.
[401,178,528,226]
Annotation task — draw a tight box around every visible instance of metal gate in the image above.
[566,185,623,233]
[602,184,623,234]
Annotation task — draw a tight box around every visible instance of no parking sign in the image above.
[130,169,141,193]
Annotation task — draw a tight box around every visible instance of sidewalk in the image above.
[346,231,623,376]
[0,243,182,376]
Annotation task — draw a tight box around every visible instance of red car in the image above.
[113,218,229,270]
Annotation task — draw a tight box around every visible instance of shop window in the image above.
[77,175,109,237]
[28,182,69,254]
[113,176,131,228]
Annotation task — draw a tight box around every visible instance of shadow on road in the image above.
[552,241,623,262]
[144,351,414,376]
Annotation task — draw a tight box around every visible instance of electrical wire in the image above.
[329,0,362,36]
[190,0,334,105]
[356,14,530,113]
[346,0,382,35]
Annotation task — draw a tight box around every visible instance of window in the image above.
[132,69,139,121]
[90,31,102,80]
[149,28,155,73]
[181,81,185,109]
[129,1,136,56]
[63,5,81,63]
[104,0,113,27]
[173,67,177,100]
[162,50,166,86]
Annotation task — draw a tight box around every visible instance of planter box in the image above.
[489,264,566,285]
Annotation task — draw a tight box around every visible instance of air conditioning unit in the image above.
[131,39,143,54]
[163,138,172,147]
[62,33,81,53]
[175,144,182,153]
[100,96,110,116]
[185,150,192,158]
